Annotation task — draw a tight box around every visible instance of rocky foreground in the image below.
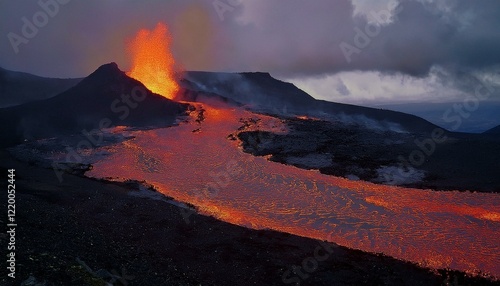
[0,150,498,286]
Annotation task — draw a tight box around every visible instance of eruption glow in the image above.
[127,23,179,100]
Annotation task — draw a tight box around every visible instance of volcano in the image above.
[0,63,190,147]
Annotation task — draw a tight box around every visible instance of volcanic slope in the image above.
[0,66,81,107]
[485,124,500,134]
[182,71,439,134]
[0,63,190,148]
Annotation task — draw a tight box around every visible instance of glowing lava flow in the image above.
[127,23,179,99]
[86,104,500,278]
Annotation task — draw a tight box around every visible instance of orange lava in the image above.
[127,22,179,99]
[86,103,500,278]
[296,115,320,121]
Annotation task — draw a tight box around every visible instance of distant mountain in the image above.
[184,71,316,110]
[484,125,500,134]
[182,71,440,134]
[0,63,190,148]
[377,102,500,133]
[0,67,82,107]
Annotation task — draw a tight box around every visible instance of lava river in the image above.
[86,103,500,278]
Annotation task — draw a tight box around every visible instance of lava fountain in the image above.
[127,22,179,100]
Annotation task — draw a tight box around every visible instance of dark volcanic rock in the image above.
[484,124,500,134]
[237,116,500,193]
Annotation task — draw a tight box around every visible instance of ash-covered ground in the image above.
[237,114,500,193]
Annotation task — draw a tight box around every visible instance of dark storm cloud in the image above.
[363,0,500,76]
[1,0,499,79]
[230,0,500,78]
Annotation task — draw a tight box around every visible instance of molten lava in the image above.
[86,104,500,278]
[296,115,321,121]
[127,22,179,100]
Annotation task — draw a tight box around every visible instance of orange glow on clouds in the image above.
[127,22,179,100]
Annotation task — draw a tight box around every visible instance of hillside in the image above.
[0,67,81,107]
[0,63,190,147]
[182,71,440,134]
[484,124,500,134]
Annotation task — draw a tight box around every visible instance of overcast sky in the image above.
[1,0,499,105]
